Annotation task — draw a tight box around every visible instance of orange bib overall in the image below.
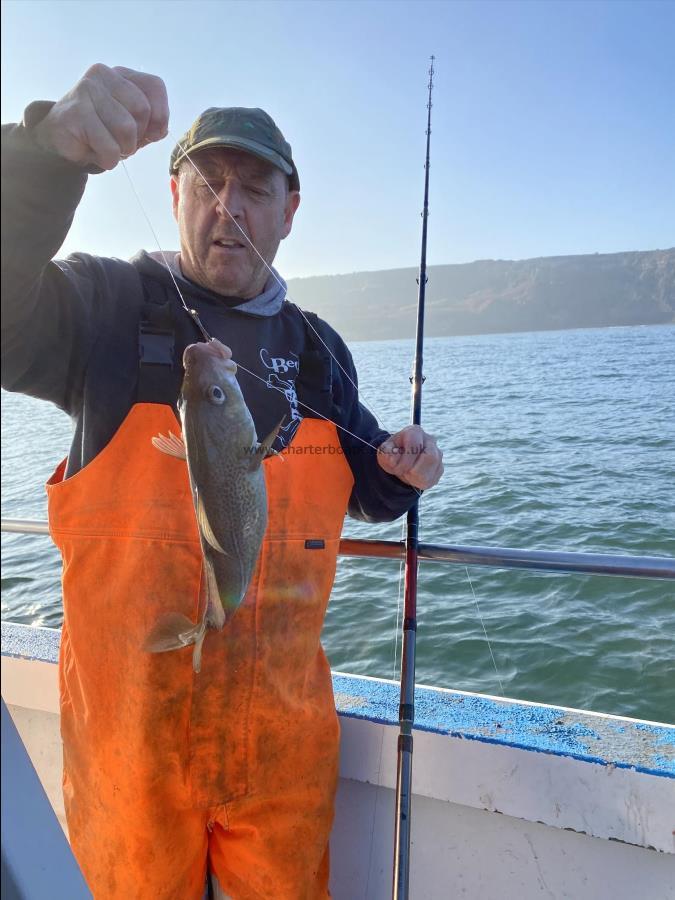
[47,402,354,899]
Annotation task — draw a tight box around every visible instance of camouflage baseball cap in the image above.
[170,107,299,191]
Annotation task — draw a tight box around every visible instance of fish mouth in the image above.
[182,343,238,393]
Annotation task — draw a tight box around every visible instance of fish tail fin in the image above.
[144,612,205,656]
[144,557,227,672]
[192,625,207,674]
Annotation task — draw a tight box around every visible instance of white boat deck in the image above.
[2,621,674,898]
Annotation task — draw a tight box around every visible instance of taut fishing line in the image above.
[465,566,505,696]
[120,159,425,484]
[171,141,396,437]
[393,517,407,679]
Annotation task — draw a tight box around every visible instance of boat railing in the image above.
[2,517,674,580]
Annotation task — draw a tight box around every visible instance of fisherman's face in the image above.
[171,148,300,299]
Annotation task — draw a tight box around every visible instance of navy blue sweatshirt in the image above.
[1,116,417,522]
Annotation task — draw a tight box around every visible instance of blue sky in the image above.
[2,0,674,278]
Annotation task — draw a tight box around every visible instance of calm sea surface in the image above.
[2,325,674,721]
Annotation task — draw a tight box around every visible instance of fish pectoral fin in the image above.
[197,494,227,555]
[261,418,285,456]
[248,418,285,470]
[144,612,203,653]
[151,431,187,461]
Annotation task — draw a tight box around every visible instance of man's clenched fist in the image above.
[33,64,169,170]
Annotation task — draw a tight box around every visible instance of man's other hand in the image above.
[33,64,169,171]
[376,425,444,491]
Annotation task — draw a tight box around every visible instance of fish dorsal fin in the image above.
[197,491,227,555]
[152,431,187,461]
[248,419,285,471]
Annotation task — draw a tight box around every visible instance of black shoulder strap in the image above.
[137,279,182,405]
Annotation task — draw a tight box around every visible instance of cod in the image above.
[146,339,278,672]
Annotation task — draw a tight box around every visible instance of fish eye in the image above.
[208,385,226,405]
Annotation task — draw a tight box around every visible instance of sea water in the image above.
[2,324,674,721]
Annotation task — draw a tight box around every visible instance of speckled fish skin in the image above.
[145,339,272,670]
[179,339,268,623]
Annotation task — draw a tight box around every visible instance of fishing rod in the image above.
[392,54,435,900]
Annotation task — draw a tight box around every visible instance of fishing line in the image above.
[465,566,505,696]
[173,140,396,435]
[122,162,213,342]
[392,517,407,679]
[121,159,423,491]
[231,358,422,469]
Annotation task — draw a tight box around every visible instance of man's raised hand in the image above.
[33,64,169,171]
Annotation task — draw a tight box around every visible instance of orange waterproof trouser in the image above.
[47,405,354,899]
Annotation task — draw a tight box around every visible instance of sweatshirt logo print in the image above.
[260,349,300,375]
[260,348,302,447]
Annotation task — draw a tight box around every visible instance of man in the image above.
[1,64,443,899]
